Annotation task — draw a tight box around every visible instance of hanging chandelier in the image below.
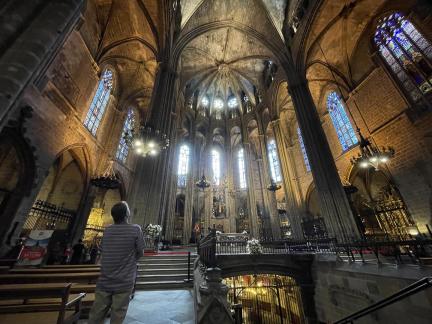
[351,130,395,170]
[267,179,281,192]
[124,124,169,157]
[195,174,210,190]
[90,160,120,189]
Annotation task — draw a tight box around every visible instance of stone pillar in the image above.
[129,65,178,229]
[196,267,234,324]
[0,0,84,129]
[225,144,236,233]
[271,120,303,239]
[257,134,281,239]
[164,133,180,242]
[243,142,259,237]
[183,129,197,244]
[285,70,360,242]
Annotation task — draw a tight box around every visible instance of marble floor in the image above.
[81,289,195,324]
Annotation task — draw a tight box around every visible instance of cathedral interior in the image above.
[0,0,432,323]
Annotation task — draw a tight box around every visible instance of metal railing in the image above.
[334,277,432,323]
[198,230,432,266]
[337,239,432,265]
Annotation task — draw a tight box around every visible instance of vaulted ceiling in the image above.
[82,0,166,111]
[177,0,289,112]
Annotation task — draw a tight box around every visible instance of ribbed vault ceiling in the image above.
[180,27,274,107]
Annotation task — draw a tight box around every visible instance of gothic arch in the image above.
[0,128,36,245]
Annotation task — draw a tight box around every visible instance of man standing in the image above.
[70,239,86,264]
[88,201,145,324]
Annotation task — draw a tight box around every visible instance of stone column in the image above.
[243,141,259,237]
[164,133,180,242]
[225,143,236,233]
[183,122,197,244]
[203,152,213,234]
[285,69,360,241]
[257,134,281,239]
[0,0,84,129]
[129,65,178,229]
[271,120,303,239]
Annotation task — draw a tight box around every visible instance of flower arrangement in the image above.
[145,224,162,238]
[246,238,263,255]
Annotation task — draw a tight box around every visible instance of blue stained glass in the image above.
[374,12,432,101]
[326,92,358,151]
[237,148,247,189]
[267,139,282,182]
[116,109,135,163]
[84,69,113,135]
[212,149,221,185]
[177,144,190,187]
[297,127,311,172]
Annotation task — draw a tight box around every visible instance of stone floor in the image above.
[80,289,195,324]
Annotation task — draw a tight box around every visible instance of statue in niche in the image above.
[212,192,226,218]
[236,206,249,233]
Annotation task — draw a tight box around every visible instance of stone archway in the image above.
[20,148,87,238]
[0,128,35,247]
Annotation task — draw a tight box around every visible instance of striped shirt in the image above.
[96,223,145,292]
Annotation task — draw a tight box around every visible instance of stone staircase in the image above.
[135,253,195,290]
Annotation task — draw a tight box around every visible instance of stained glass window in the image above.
[116,109,134,163]
[237,148,247,189]
[267,139,282,182]
[326,92,358,151]
[212,149,221,186]
[177,145,190,187]
[374,12,432,101]
[84,69,113,135]
[297,127,311,172]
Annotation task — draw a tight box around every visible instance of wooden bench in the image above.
[43,264,100,269]
[9,268,100,274]
[0,283,86,324]
[0,272,100,285]
[0,266,9,274]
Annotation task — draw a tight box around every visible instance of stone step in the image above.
[138,268,190,275]
[139,257,194,263]
[135,280,193,290]
[138,263,192,269]
[137,274,190,282]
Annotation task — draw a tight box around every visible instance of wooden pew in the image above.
[43,264,100,269]
[9,268,100,274]
[0,283,86,324]
[0,272,100,285]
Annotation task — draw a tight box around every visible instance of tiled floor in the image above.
[80,289,195,324]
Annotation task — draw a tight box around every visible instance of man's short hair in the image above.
[111,201,130,224]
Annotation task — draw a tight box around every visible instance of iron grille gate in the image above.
[22,200,75,234]
[224,274,305,324]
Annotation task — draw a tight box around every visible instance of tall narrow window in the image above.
[84,69,113,135]
[211,149,221,186]
[237,148,247,189]
[116,109,135,163]
[177,145,190,187]
[374,12,432,102]
[267,139,282,182]
[326,92,358,151]
[297,127,311,172]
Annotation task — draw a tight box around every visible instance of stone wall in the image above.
[313,258,432,323]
